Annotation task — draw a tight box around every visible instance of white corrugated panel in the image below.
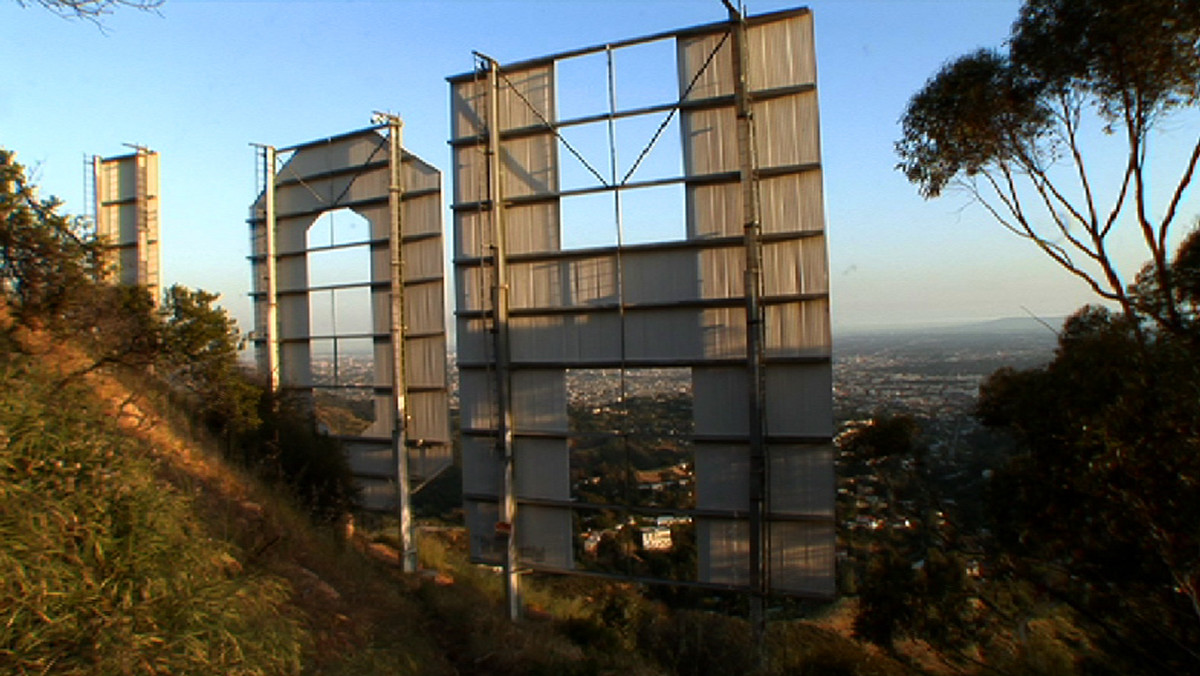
[403,153,442,194]
[768,521,835,596]
[454,210,489,258]
[680,106,738,177]
[404,282,445,335]
[761,236,828,296]
[506,202,560,254]
[698,247,743,300]
[514,437,570,500]
[453,145,488,204]
[508,313,623,364]
[117,249,139,286]
[677,31,734,101]
[572,313,624,363]
[693,367,748,436]
[357,479,399,513]
[410,443,454,482]
[624,308,704,362]
[511,369,567,433]
[368,244,391,285]
[274,213,314,255]
[453,205,560,257]
[403,193,442,238]
[278,293,310,339]
[279,133,387,180]
[501,135,558,198]
[280,343,312,387]
[402,237,444,281]
[459,368,498,430]
[455,264,490,314]
[765,364,833,438]
[370,287,392,334]
[465,500,504,564]
[699,307,745,360]
[509,255,618,310]
[697,518,749,586]
[451,79,486,140]
[747,13,815,90]
[499,65,555,131]
[769,444,835,517]
[117,155,138,200]
[623,249,700,305]
[686,182,740,239]
[517,506,573,570]
[401,335,448,389]
[759,171,825,235]
[407,390,450,443]
[752,92,821,169]
[764,299,831,357]
[344,440,394,477]
[271,172,391,219]
[372,340,394,387]
[462,435,502,497]
[360,205,390,241]
[364,399,391,438]
[694,443,749,511]
[456,317,490,364]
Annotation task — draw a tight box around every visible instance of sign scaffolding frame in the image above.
[248,119,452,572]
[451,5,835,617]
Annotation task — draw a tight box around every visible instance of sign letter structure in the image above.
[93,147,161,301]
[248,123,452,570]
[450,7,834,608]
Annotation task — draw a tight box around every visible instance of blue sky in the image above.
[3,0,1195,334]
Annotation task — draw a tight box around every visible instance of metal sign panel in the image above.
[248,125,452,513]
[94,148,160,300]
[451,7,834,598]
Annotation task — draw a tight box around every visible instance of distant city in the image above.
[308,316,1060,430]
[306,317,1059,563]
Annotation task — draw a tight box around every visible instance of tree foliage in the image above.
[898,0,1200,332]
[159,284,260,435]
[0,149,102,320]
[978,233,1200,673]
[841,415,979,652]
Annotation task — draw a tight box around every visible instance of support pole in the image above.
[728,1,770,655]
[264,146,281,393]
[384,114,416,573]
[482,54,521,621]
[135,148,149,290]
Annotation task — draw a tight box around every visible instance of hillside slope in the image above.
[0,307,914,676]
[0,308,459,675]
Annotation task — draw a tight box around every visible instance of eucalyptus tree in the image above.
[897,0,1200,335]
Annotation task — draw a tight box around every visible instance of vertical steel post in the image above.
[135,149,149,291]
[264,146,281,393]
[483,56,521,620]
[729,3,769,652]
[91,155,104,277]
[386,115,416,573]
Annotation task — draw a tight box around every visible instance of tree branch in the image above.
[971,170,1122,302]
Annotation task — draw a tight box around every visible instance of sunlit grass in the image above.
[0,344,306,675]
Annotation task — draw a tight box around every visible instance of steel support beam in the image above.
[383,114,416,573]
[727,0,770,654]
[481,55,522,621]
[264,145,281,393]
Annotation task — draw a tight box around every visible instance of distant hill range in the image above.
[834,316,1061,371]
